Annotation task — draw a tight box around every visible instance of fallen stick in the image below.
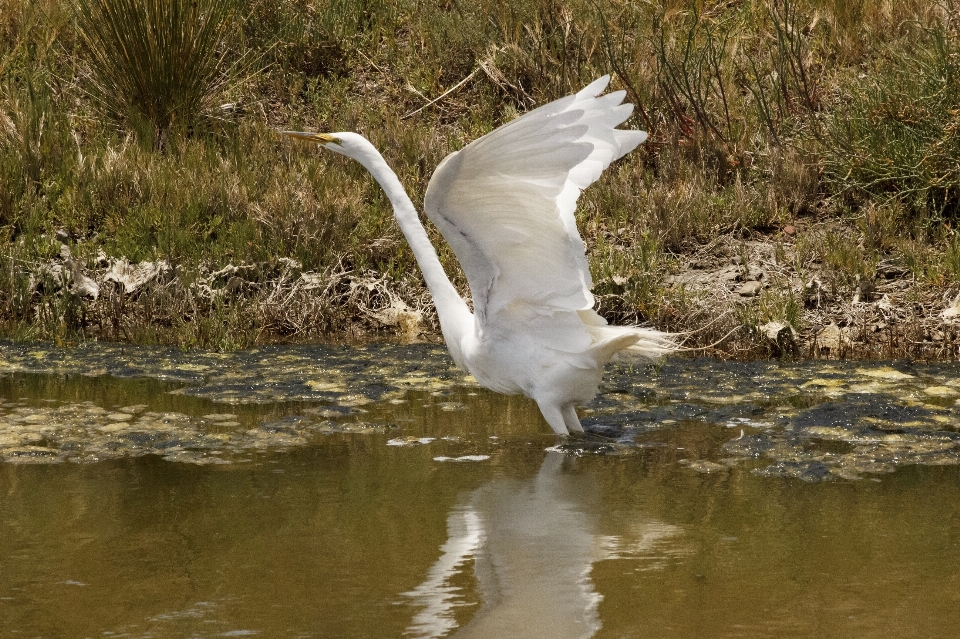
[401,68,479,120]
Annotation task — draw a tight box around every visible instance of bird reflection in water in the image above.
[402,452,684,638]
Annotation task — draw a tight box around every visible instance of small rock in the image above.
[736,281,763,297]
[783,224,796,236]
[816,323,845,353]
[718,265,741,283]
[760,321,796,345]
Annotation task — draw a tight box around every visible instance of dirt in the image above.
[659,225,960,361]
[6,225,960,361]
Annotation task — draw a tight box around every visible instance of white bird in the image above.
[284,76,676,435]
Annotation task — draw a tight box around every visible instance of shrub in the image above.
[822,15,960,219]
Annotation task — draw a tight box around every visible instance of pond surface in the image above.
[1,341,959,638]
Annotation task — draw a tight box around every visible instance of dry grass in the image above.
[1,0,959,360]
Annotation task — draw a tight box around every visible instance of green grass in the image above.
[821,14,960,218]
[1,0,959,352]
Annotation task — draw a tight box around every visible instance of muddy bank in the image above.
[655,226,960,361]
[4,223,958,361]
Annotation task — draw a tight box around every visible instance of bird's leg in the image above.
[562,405,584,434]
[536,401,570,436]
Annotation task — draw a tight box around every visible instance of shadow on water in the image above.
[1,342,960,637]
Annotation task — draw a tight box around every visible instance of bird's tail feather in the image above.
[620,328,678,361]
[576,309,677,363]
[580,325,677,366]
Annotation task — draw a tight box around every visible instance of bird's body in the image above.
[285,76,676,435]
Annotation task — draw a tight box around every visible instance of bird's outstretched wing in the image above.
[423,76,646,330]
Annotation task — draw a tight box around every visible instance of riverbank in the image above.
[5,221,958,359]
[3,1,959,359]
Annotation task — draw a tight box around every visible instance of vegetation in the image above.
[1,0,959,358]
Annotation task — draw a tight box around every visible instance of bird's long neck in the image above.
[348,140,473,358]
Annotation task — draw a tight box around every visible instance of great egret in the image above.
[284,76,676,435]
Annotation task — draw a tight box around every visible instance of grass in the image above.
[75,0,254,146]
[1,0,959,358]
[821,10,960,218]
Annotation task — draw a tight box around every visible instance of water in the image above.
[1,342,959,637]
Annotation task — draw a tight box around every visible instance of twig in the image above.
[478,48,534,107]
[356,49,387,76]
[401,68,479,120]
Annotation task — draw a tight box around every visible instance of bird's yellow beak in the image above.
[281,131,341,146]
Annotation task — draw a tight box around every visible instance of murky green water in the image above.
[2,341,959,638]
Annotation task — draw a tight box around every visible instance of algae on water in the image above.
[0,342,958,478]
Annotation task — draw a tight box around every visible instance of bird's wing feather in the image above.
[424,76,646,333]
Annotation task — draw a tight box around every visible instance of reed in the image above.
[75,0,248,145]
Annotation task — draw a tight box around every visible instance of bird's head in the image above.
[281,130,372,163]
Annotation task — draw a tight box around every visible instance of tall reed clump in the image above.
[75,0,248,146]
